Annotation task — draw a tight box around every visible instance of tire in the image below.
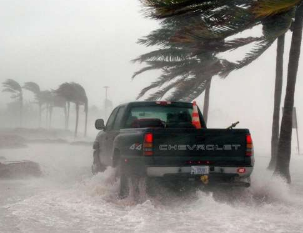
[92,150,106,175]
[118,160,130,199]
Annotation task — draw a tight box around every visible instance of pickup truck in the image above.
[92,101,254,198]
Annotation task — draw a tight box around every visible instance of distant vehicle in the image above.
[92,101,254,198]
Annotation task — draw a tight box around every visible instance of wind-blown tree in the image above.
[56,82,88,137]
[133,5,293,104]
[23,82,43,126]
[2,79,23,126]
[137,0,303,182]
[56,83,75,130]
[23,83,66,129]
[274,3,303,183]
[141,0,301,19]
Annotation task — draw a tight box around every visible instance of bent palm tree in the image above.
[133,9,292,102]
[2,79,23,126]
[56,83,76,131]
[56,83,88,137]
[23,82,43,127]
[137,0,302,180]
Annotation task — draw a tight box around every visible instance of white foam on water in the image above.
[1,144,303,233]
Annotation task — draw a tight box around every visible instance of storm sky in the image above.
[0,0,158,106]
[1,0,303,150]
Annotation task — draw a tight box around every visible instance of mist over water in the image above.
[1,143,303,233]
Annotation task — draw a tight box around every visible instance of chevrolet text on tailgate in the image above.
[92,101,254,198]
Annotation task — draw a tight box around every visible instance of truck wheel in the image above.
[92,151,106,175]
[118,161,130,199]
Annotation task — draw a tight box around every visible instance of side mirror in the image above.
[95,119,105,130]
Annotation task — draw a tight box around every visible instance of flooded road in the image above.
[1,144,303,233]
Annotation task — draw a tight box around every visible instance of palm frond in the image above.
[2,87,18,94]
[132,48,190,63]
[134,0,295,102]
[2,79,23,101]
[138,28,175,47]
[137,79,164,99]
[23,82,40,94]
[253,0,301,18]
[141,0,214,18]
[170,7,256,44]
[141,0,253,19]
[2,79,22,93]
[70,82,88,105]
[145,78,186,100]
[132,66,161,79]
[55,83,75,102]
[167,77,210,101]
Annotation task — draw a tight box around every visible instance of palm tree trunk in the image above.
[45,104,49,127]
[84,101,88,137]
[67,101,70,130]
[39,103,42,127]
[268,35,285,170]
[203,79,211,125]
[274,4,303,183]
[64,104,67,130]
[19,95,23,127]
[49,106,53,129]
[74,103,79,138]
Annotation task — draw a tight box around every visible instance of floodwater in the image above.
[1,144,303,233]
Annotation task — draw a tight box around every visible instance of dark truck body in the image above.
[93,101,254,188]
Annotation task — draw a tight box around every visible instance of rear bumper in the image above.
[146,166,253,178]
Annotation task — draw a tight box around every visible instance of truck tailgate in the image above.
[152,128,250,166]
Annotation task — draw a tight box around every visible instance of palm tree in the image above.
[55,83,75,131]
[56,82,88,137]
[274,3,303,183]
[137,0,303,181]
[133,9,292,102]
[2,79,23,126]
[23,82,43,127]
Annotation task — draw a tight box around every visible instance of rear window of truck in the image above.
[125,106,193,128]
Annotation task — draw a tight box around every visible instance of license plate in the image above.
[191,166,209,175]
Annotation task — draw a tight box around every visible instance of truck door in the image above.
[103,106,125,165]
[99,107,119,165]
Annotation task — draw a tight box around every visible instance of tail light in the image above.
[143,133,153,156]
[237,167,246,174]
[246,134,254,156]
